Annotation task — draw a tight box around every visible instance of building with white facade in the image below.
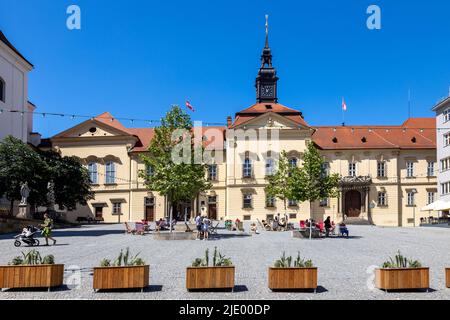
[432,96,450,215]
[0,30,35,143]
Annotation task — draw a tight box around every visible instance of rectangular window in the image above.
[444,133,450,147]
[377,161,386,178]
[348,163,356,177]
[319,198,329,207]
[378,192,387,206]
[105,162,116,184]
[208,164,218,181]
[427,162,435,177]
[88,163,98,184]
[243,215,251,221]
[441,182,450,195]
[208,196,217,204]
[265,195,275,207]
[112,202,122,215]
[265,159,275,176]
[427,192,435,205]
[266,214,274,221]
[321,162,330,177]
[407,192,415,206]
[288,199,298,207]
[289,213,297,219]
[243,194,252,209]
[243,158,252,178]
[146,165,153,177]
[406,162,414,178]
[444,109,450,123]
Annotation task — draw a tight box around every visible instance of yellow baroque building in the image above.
[46,34,437,227]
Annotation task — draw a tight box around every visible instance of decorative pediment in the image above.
[340,176,372,186]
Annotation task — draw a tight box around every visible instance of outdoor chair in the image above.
[135,222,145,235]
[124,222,136,235]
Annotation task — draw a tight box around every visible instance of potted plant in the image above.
[0,250,64,292]
[446,268,450,288]
[186,247,235,291]
[268,252,317,292]
[375,251,429,292]
[93,247,148,292]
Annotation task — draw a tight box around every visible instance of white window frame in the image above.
[378,192,387,206]
[406,161,414,178]
[427,161,435,177]
[321,162,330,177]
[444,132,450,147]
[427,192,435,205]
[105,161,116,184]
[87,162,98,184]
[112,202,122,215]
[377,161,386,178]
[407,192,415,206]
[243,158,252,178]
[265,194,275,207]
[243,194,252,209]
[348,162,357,177]
[288,199,298,207]
[146,165,153,177]
[208,164,218,181]
[444,108,450,123]
[265,159,275,176]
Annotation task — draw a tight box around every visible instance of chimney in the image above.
[227,116,232,128]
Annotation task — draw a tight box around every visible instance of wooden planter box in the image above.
[375,268,429,291]
[186,266,235,291]
[0,264,64,291]
[93,265,149,292]
[446,268,450,288]
[268,267,318,292]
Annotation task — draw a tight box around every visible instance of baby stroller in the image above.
[14,225,41,247]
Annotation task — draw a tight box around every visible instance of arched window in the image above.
[105,162,116,184]
[87,162,98,184]
[243,158,252,178]
[289,158,298,169]
[0,77,5,102]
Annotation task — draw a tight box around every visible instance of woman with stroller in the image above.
[41,213,56,246]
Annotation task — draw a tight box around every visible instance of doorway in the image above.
[145,197,155,222]
[95,207,103,219]
[208,196,217,220]
[345,190,361,217]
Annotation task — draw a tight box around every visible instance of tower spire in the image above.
[265,14,269,48]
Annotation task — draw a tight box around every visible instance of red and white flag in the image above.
[342,98,347,111]
[186,100,195,112]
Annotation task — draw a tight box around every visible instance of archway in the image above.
[345,190,361,217]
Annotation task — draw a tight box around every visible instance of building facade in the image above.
[432,96,450,210]
[0,31,35,143]
[48,31,437,227]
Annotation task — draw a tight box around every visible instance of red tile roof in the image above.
[312,118,436,150]
[230,102,310,128]
[0,30,33,67]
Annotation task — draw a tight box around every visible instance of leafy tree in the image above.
[291,142,340,238]
[139,106,211,231]
[265,151,296,215]
[0,136,49,215]
[40,150,94,211]
[0,136,94,217]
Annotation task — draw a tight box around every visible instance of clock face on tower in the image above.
[260,85,274,98]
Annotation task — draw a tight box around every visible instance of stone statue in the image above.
[19,182,30,206]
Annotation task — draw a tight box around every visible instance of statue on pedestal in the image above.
[19,182,30,206]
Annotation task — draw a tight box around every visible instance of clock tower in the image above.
[255,15,279,103]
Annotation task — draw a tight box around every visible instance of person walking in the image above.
[202,217,211,241]
[195,214,203,240]
[41,212,56,246]
[324,216,332,237]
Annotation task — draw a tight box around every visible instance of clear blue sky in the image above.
[1,0,449,137]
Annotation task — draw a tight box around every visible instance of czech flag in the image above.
[186,100,195,112]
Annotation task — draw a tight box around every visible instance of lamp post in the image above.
[411,188,418,227]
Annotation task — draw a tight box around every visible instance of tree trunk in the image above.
[284,199,287,215]
[309,201,313,240]
[169,204,173,233]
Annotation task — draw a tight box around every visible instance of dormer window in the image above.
[332,137,338,143]
[361,137,367,143]
[0,77,5,102]
[265,105,273,110]
[411,137,417,143]
[89,127,97,133]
